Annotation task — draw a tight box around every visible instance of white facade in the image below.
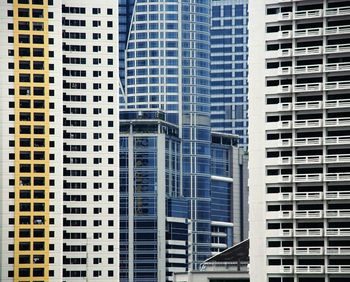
[0,0,119,280]
[249,1,350,282]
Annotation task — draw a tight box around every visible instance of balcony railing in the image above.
[294,83,322,92]
[324,117,350,127]
[326,228,350,236]
[294,210,322,219]
[325,191,350,200]
[266,192,292,202]
[325,6,350,17]
[266,139,292,148]
[294,64,322,74]
[294,174,322,183]
[324,154,350,164]
[294,28,322,38]
[326,247,350,255]
[324,136,350,145]
[324,99,350,109]
[266,48,292,59]
[294,119,321,128]
[294,192,322,201]
[294,9,322,19]
[325,209,350,218]
[295,265,323,274]
[266,229,293,238]
[325,25,350,36]
[327,266,350,273]
[294,137,322,147]
[325,173,350,182]
[325,62,350,73]
[294,156,321,165]
[295,247,323,255]
[294,101,322,110]
[325,44,350,54]
[325,81,350,91]
[294,46,322,56]
[295,228,323,237]
[266,210,293,220]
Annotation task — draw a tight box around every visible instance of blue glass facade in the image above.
[210,0,249,150]
[119,0,212,271]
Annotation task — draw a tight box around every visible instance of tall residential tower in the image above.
[249,0,350,281]
[0,0,119,280]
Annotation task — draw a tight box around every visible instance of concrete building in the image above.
[0,1,119,280]
[249,0,350,282]
[173,239,249,282]
[210,0,249,149]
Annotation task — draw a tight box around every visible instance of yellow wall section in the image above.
[13,0,50,280]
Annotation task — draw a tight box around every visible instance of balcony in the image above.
[266,229,293,238]
[266,30,292,41]
[266,103,292,113]
[266,85,292,95]
[266,67,292,76]
[327,266,350,274]
[267,247,293,256]
[266,120,292,130]
[266,156,292,166]
[294,192,322,201]
[294,83,322,92]
[325,228,350,236]
[295,247,323,256]
[325,117,350,127]
[325,209,350,218]
[294,156,322,165]
[267,265,293,274]
[325,173,350,182]
[294,119,321,129]
[326,247,350,255]
[293,137,322,147]
[325,191,350,200]
[294,9,323,19]
[294,101,322,110]
[294,64,322,75]
[266,139,292,148]
[266,175,292,183]
[325,6,350,17]
[294,210,322,219]
[325,62,350,73]
[266,210,293,220]
[324,154,350,164]
[295,228,323,237]
[325,25,350,36]
[295,265,323,274]
[294,174,322,183]
[294,28,322,38]
[266,192,292,202]
[294,46,322,56]
[266,49,292,59]
[325,44,350,54]
[324,135,350,145]
[325,99,350,109]
[267,12,292,22]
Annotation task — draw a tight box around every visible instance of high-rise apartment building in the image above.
[210,0,248,149]
[119,0,212,271]
[249,1,350,282]
[0,0,119,280]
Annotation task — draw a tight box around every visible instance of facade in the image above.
[210,0,248,149]
[119,110,189,282]
[0,0,119,281]
[119,0,212,271]
[249,1,350,282]
[210,132,248,254]
[173,239,249,282]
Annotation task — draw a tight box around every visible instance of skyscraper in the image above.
[119,0,212,271]
[0,0,119,280]
[249,0,350,281]
[210,0,248,149]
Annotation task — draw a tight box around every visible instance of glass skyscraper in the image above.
[210,0,248,149]
[118,0,212,271]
